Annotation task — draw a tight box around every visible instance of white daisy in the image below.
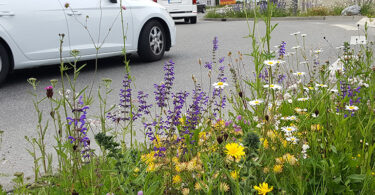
[212,82,228,89]
[290,32,301,36]
[330,89,339,93]
[286,136,299,144]
[297,97,309,102]
[293,72,306,76]
[287,115,297,121]
[313,49,323,54]
[316,83,328,88]
[264,84,282,90]
[287,99,293,103]
[264,60,278,66]
[301,34,307,37]
[292,46,301,50]
[276,60,286,64]
[345,105,359,111]
[249,99,264,106]
[281,126,297,134]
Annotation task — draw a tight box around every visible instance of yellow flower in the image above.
[371,172,375,176]
[254,182,273,195]
[187,161,195,171]
[273,164,283,174]
[311,124,322,131]
[133,167,140,173]
[153,135,162,148]
[225,143,246,159]
[219,182,230,192]
[230,170,239,180]
[172,157,179,164]
[357,154,361,158]
[214,119,226,129]
[263,139,269,149]
[275,157,284,164]
[266,130,276,141]
[194,182,202,191]
[146,162,155,172]
[179,117,185,125]
[282,140,288,148]
[173,175,182,184]
[141,152,156,164]
[283,153,297,165]
[199,131,207,139]
[182,188,190,195]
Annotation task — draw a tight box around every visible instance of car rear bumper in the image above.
[170,11,197,19]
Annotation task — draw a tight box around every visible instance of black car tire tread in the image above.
[138,20,166,62]
[190,16,197,24]
[0,43,10,85]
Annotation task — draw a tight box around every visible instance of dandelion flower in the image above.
[249,99,264,106]
[283,153,297,165]
[230,170,239,180]
[194,182,202,191]
[345,105,359,111]
[273,164,283,174]
[213,81,228,89]
[225,143,245,159]
[263,139,269,149]
[254,182,273,195]
[173,175,182,184]
[219,182,230,192]
[293,72,306,76]
[264,84,282,90]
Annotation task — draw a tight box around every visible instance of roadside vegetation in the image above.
[205,1,375,18]
[2,0,375,194]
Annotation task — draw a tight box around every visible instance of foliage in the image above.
[5,1,375,195]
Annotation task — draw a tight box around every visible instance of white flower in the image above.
[292,46,301,50]
[316,83,328,88]
[312,113,318,118]
[290,31,301,36]
[264,60,280,66]
[345,105,359,111]
[293,72,306,76]
[264,84,282,90]
[212,82,228,89]
[276,60,286,64]
[253,116,259,121]
[284,92,292,99]
[302,144,310,151]
[301,34,307,37]
[249,99,264,106]
[281,126,297,134]
[313,49,323,54]
[330,89,339,93]
[286,136,299,144]
[287,115,297,121]
[287,99,293,103]
[297,97,309,102]
[288,84,298,90]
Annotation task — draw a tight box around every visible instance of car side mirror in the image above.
[110,0,117,3]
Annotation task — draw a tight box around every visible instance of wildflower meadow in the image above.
[3,1,375,194]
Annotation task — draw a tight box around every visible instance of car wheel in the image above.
[138,20,166,62]
[184,18,190,23]
[0,44,10,85]
[190,16,197,24]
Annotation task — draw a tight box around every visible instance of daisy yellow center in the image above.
[287,128,293,131]
[268,62,274,65]
[291,138,295,141]
[298,73,302,75]
[270,84,274,88]
[217,82,224,86]
[349,106,355,110]
[255,101,260,104]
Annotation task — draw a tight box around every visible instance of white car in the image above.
[154,0,197,23]
[0,0,176,84]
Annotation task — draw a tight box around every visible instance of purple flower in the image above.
[213,36,218,51]
[278,41,286,58]
[219,57,225,63]
[204,61,213,70]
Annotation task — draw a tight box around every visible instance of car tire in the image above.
[0,43,10,85]
[190,16,197,24]
[184,18,190,23]
[138,20,166,62]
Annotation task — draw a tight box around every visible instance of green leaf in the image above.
[334,185,346,193]
[347,174,365,183]
[330,145,337,154]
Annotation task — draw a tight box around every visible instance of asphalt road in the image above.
[0,14,374,189]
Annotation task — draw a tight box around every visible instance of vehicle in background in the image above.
[0,0,176,84]
[197,0,206,13]
[154,0,198,23]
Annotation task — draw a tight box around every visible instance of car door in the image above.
[0,0,68,60]
[64,0,133,56]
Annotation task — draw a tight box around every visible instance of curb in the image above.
[203,16,367,22]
